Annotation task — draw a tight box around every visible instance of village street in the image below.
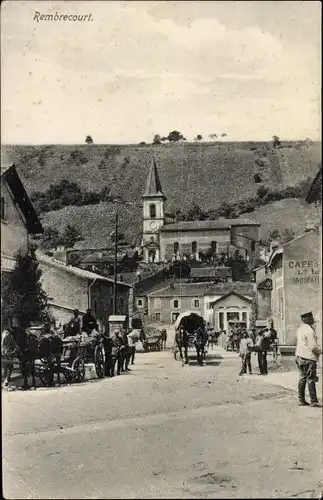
[3,340,322,500]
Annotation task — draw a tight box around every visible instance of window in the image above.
[211,241,217,254]
[173,299,179,309]
[1,197,5,220]
[251,241,256,252]
[137,299,143,308]
[154,313,161,322]
[193,298,200,308]
[174,242,179,254]
[154,298,161,309]
[120,297,124,309]
[150,203,156,219]
[192,241,197,254]
[148,249,156,263]
[242,312,247,322]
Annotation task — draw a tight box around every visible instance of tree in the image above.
[153,134,162,145]
[221,133,227,138]
[196,134,203,141]
[1,247,51,328]
[40,227,62,251]
[85,135,93,144]
[167,130,185,142]
[61,225,82,249]
[268,228,281,241]
[272,135,281,148]
[209,134,217,140]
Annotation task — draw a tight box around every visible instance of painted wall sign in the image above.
[288,260,320,285]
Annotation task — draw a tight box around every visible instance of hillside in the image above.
[3,141,321,213]
[2,141,321,248]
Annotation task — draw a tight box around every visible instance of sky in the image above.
[1,1,321,144]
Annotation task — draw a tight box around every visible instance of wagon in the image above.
[143,335,162,352]
[36,334,105,386]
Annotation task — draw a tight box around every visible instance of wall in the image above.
[283,231,321,345]
[160,228,231,261]
[231,225,260,255]
[90,281,130,330]
[39,261,89,313]
[1,180,28,261]
[257,287,272,321]
[212,294,252,331]
[147,294,204,324]
[270,254,285,343]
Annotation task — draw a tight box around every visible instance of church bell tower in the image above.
[142,158,166,263]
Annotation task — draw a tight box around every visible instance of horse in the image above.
[194,327,208,365]
[38,333,63,386]
[13,327,39,390]
[175,328,189,364]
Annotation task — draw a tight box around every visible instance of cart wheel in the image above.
[94,345,105,379]
[39,368,54,387]
[72,358,85,382]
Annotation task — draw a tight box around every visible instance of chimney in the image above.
[53,246,67,265]
[270,240,280,253]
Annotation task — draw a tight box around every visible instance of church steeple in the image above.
[143,158,166,199]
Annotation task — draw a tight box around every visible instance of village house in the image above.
[267,228,320,347]
[141,158,261,264]
[252,264,272,328]
[145,280,254,328]
[1,164,43,327]
[36,251,133,332]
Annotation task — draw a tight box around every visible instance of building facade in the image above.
[252,265,272,327]
[1,165,43,327]
[268,230,321,345]
[37,252,132,332]
[141,158,260,264]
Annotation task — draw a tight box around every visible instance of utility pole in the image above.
[113,209,118,315]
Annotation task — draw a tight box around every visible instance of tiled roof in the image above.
[143,158,166,198]
[36,251,132,287]
[204,281,255,297]
[148,282,212,297]
[160,218,259,232]
[190,267,232,279]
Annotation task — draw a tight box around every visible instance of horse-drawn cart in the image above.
[35,334,105,386]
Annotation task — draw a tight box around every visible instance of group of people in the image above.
[237,326,278,376]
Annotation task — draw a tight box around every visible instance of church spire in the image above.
[143,158,166,199]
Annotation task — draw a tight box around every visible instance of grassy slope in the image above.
[2,142,321,246]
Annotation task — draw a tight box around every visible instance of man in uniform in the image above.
[295,312,321,407]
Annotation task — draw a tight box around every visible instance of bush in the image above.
[254,173,262,183]
[257,186,269,198]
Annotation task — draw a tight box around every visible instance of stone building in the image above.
[141,158,260,264]
[37,251,132,332]
[1,164,43,327]
[252,264,272,327]
[267,229,320,346]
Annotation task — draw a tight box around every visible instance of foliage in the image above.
[153,134,162,145]
[254,173,262,183]
[85,135,93,144]
[257,185,269,198]
[209,134,217,139]
[166,130,186,142]
[196,134,203,141]
[61,224,82,249]
[272,135,281,148]
[40,224,82,250]
[1,247,51,328]
[68,252,82,267]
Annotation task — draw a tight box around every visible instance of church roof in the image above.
[143,158,166,199]
[160,218,259,232]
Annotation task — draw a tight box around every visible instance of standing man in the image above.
[82,309,97,335]
[257,329,270,375]
[180,326,189,365]
[295,312,321,407]
[111,330,124,376]
[239,330,253,376]
[102,332,113,377]
[127,329,140,365]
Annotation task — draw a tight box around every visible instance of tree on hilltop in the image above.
[167,130,186,142]
[272,135,281,148]
[209,134,217,140]
[153,134,162,145]
[195,134,203,141]
[85,135,93,144]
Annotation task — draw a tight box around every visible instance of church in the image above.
[141,159,261,264]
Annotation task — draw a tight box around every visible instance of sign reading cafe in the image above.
[288,260,320,285]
